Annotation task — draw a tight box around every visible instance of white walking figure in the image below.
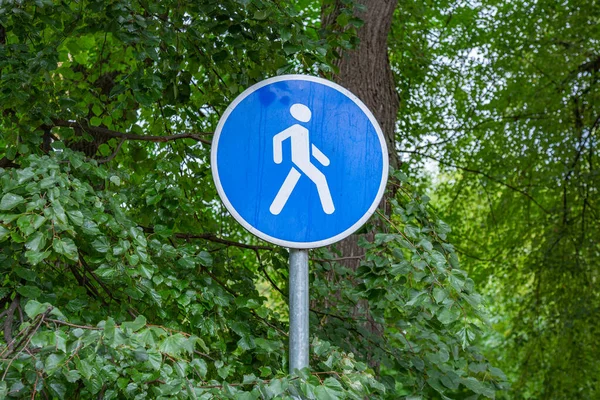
[269,103,335,215]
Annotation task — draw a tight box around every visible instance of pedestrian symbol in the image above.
[211,75,388,248]
[270,103,334,216]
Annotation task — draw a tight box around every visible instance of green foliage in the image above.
[394,0,600,397]
[0,0,502,398]
[310,171,505,398]
[0,150,503,398]
[0,149,385,399]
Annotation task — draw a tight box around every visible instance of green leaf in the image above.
[406,290,427,306]
[0,226,10,242]
[159,334,187,357]
[92,103,103,116]
[392,169,408,182]
[113,239,130,255]
[146,193,162,205]
[469,362,488,373]
[197,251,212,266]
[313,339,331,357]
[191,358,207,378]
[404,225,420,239]
[17,214,43,236]
[17,285,42,299]
[146,350,162,370]
[265,379,287,398]
[16,168,35,184]
[25,249,51,265]
[283,43,301,55]
[0,214,20,224]
[15,266,37,281]
[50,382,67,399]
[440,372,460,390]
[64,369,81,383]
[91,237,110,253]
[109,175,121,186]
[418,238,433,251]
[217,364,231,379]
[25,300,51,318]
[103,317,116,339]
[438,306,461,325]
[212,50,229,63]
[253,10,268,20]
[177,255,195,269]
[81,220,101,235]
[255,338,280,352]
[0,193,24,210]
[433,287,448,304]
[314,378,344,400]
[52,203,68,225]
[235,391,256,400]
[8,381,24,396]
[55,330,68,352]
[461,377,485,395]
[137,328,156,347]
[122,315,146,332]
[133,347,149,362]
[348,17,364,28]
[489,366,507,380]
[66,210,84,226]
[53,238,79,261]
[25,231,47,252]
[98,143,111,157]
[129,227,147,247]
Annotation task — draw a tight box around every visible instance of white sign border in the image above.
[211,74,389,249]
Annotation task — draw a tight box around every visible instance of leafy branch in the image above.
[51,119,213,145]
[399,149,550,213]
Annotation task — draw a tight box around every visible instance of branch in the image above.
[139,226,273,251]
[579,55,600,73]
[312,256,363,262]
[67,263,101,300]
[194,372,349,390]
[52,119,213,145]
[400,150,550,214]
[97,139,125,164]
[3,295,19,352]
[199,266,288,337]
[566,114,600,181]
[453,245,505,262]
[1,306,53,379]
[45,319,102,330]
[174,232,274,251]
[254,249,286,298]
[0,157,19,169]
[78,253,138,319]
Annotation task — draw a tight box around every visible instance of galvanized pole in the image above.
[288,248,309,374]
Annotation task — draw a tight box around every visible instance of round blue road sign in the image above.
[211,75,388,248]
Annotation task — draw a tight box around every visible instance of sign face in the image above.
[211,75,388,248]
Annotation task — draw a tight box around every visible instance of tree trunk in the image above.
[322,0,399,269]
[318,0,399,369]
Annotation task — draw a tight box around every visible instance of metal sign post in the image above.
[288,249,309,373]
[211,75,388,374]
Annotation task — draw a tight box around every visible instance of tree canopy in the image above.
[0,1,507,398]
[1,0,596,399]
[396,0,599,397]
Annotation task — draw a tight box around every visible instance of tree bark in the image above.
[318,0,399,370]
[323,0,399,169]
[322,0,399,268]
